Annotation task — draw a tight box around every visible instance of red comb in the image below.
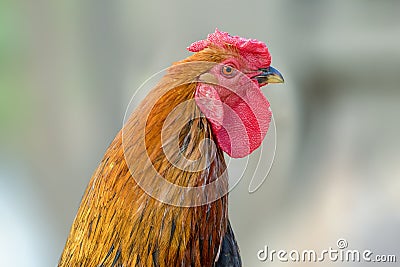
[187,29,271,68]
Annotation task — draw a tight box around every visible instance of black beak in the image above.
[254,66,284,85]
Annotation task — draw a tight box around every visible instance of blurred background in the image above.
[1,0,399,266]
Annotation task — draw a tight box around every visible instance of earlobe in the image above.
[195,83,224,132]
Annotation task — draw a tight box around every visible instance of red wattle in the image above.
[195,82,271,158]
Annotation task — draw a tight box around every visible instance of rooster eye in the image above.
[221,65,236,77]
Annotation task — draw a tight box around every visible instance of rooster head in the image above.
[186,29,284,158]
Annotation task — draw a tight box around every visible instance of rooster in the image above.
[59,29,284,267]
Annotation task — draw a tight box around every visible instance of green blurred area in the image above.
[0,1,27,136]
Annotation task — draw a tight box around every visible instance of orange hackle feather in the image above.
[59,47,238,266]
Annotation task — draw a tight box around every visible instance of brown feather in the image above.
[59,48,238,266]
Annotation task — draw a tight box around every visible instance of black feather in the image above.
[215,220,242,267]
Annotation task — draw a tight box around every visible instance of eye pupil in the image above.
[222,65,235,77]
